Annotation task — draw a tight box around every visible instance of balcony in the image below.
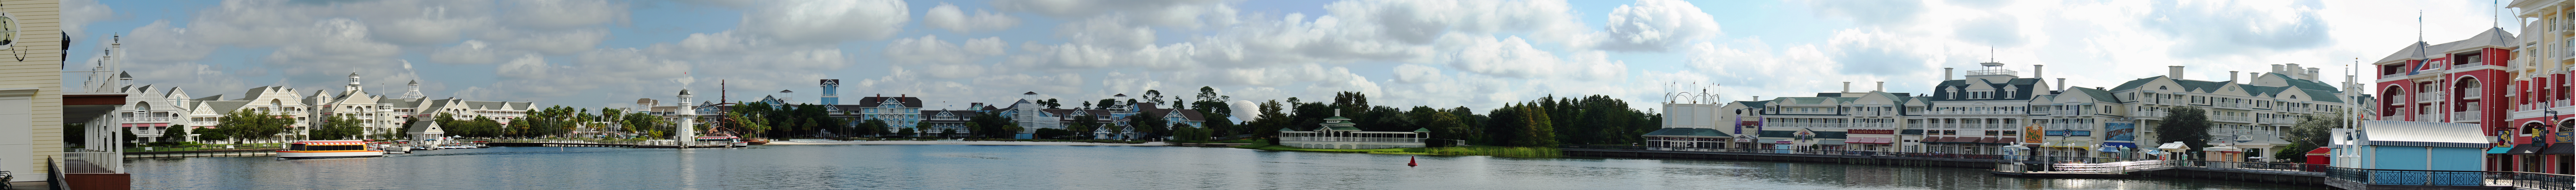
[2135,111,2167,118]
[121,117,175,123]
[2380,115,2403,121]
[2459,88,2481,99]
[2451,111,2481,122]
[2419,113,2440,122]
[2416,92,2443,103]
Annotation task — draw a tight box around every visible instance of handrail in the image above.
[2326,167,2574,189]
[124,144,286,152]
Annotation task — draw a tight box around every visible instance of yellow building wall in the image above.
[0,0,64,181]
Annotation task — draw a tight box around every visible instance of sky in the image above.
[58,0,2528,113]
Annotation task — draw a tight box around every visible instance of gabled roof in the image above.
[2070,86,2120,103]
[202,100,252,115]
[2299,89,2345,103]
[407,119,445,134]
[2375,28,2516,64]
[854,97,924,107]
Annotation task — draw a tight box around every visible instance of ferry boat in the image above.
[275,140,386,159]
[697,136,748,147]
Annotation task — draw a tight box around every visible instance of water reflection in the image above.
[129,145,2315,190]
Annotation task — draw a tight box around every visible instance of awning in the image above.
[2002,137,2021,144]
[1976,137,2000,145]
[1819,140,1848,145]
[2507,144,2545,155]
[2488,145,2516,154]
[1849,137,1893,144]
[2546,142,2574,155]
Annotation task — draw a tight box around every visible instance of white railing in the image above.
[2461,88,2482,99]
[2380,115,2403,121]
[2453,111,2482,122]
[2381,73,2406,80]
[2418,92,2443,102]
[1281,137,1425,143]
[121,117,176,123]
[2211,128,2275,135]
[131,129,163,136]
[1909,124,1924,129]
[2420,113,2440,122]
[1968,69,2018,76]
[189,121,216,126]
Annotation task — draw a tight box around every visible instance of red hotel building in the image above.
[2373,27,2570,174]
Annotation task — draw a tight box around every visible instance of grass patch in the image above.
[1232,141,1559,157]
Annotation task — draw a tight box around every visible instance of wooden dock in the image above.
[1990,171,2135,178]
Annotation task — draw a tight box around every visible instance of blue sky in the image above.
[60,0,2520,112]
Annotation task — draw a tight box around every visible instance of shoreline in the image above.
[763,140,1171,146]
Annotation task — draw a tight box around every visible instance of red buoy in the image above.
[1408,156,1419,167]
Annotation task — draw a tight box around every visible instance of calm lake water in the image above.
[128,145,2319,189]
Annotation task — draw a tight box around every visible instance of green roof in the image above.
[2300,89,2345,103]
[1413,128,1431,132]
[2072,87,2121,103]
[1734,100,1771,107]
[1328,125,1361,131]
[1323,116,1350,120]
[1643,128,1731,137]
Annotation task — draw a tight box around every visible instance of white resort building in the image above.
[1276,110,1435,149]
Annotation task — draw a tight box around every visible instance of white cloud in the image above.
[1594,0,1723,51]
[924,3,1021,33]
[489,29,609,55]
[429,40,501,64]
[502,0,626,29]
[261,18,405,77]
[1391,64,1444,84]
[62,0,114,38]
[120,21,215,63]
[1056,15,1156,50]
[993,0,1240,28]
[738,0,910,43]
[1440,35,1627,80]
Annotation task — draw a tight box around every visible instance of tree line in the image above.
[1240,92,1662,147]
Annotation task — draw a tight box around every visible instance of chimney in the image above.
[2229,71,2240,82]
[1944,68,1956,80]
[1876,82,1886,91]
[2056,78,2066,91]
[2250,72,2261,84]
[1843,82,1852,93]
[2032,65,2045,78]
[2169,66,2185,80]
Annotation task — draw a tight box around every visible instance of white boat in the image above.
[697,136,748,147]
[276,140,386,159]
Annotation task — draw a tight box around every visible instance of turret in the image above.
[402,80,424,99]
[347,72,363,93]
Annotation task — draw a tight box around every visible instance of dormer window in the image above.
[2159,86,2167,90]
